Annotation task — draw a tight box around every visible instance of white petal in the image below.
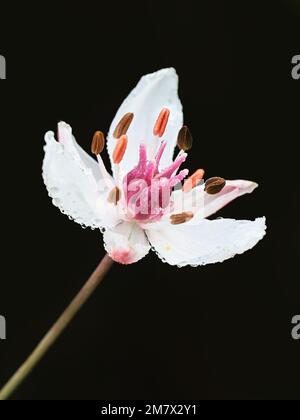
[103,222,151,264]
[57,121,103,182]
[107,68,183,176]
[43,123,120,230]
[146,217,266,267]
[166,180,259,223]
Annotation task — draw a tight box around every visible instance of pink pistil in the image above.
[155,141,167,166]
[155,153,187,180]
[123,143,188,222]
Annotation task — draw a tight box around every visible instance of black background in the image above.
[0,0,299,400]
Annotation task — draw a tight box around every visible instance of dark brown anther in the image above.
[107,186,121,205]
[177,126,193,151]
[204,177,226,195]
[170,211,194,225]
[91,131,105,155]
[113,113,134,139]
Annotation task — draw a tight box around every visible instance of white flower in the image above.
[43,68,266,266]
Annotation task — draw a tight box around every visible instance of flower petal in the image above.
[146,217,266,267]
[168,180,259,223]
[103,222,151,264]
[57,121,103,182]
[43,123,119,230]
[107,68,183,177]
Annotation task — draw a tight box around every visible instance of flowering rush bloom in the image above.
[43,68,266,266]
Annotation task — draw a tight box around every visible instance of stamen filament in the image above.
[96,155,110,179]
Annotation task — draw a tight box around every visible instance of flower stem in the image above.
[0,254,114,400]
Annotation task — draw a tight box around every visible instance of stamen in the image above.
[182,169,205,193]
[107,186,121,205]
[91,131,111,185]
[113,113,134,139]
[113,135,128,164]
[170,211,194,225]
[153,108,170,137]
[91,131,105,155]
[205,177,226,194]
[177,126,193,151]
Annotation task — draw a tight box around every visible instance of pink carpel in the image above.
[123,143,189,222]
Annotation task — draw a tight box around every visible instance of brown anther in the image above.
[113,113,134,139]
[170,211,194,225]
[107,186,121,205]
[182,169,205,193]
[205,177,226,195]
[153,108,170,137]
[177,126,193,151]
[113,135,128,164]
[91,131,105,155]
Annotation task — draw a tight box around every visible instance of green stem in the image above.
[0,254,114,400]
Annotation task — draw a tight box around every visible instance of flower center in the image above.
[91,108,217,225]
[122,109,189,223]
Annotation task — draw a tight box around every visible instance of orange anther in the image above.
[113,135,128,164]
[182,169,205,193]
[153,108,170,137]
